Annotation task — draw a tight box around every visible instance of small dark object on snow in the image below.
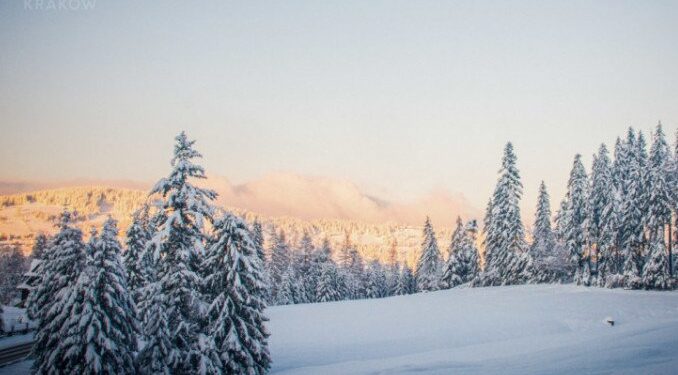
[606,318,615,326]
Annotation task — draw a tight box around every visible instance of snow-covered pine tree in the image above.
[641,234,672,290]
[203,213,271,375]
[620,128,645,288]
[136,279,173,375]
[415,217,442,291]
[530,181,556,259]
[365,260,387,299]
[316,261,344,302]
[646,123,673,246]
[31,233,49,260]
[269,229,291,302]
[448,217,465,259]
[395,264,416,295]
[563,154,589,285]
[479,143,528,286]
[461,220,481,283]
[277,266,303,305]
[125,207,150,305]
[251,219,266,263]
[296,231,315,302]
[31,211,87,374]
[587,144,615,286]
[441,217,466,289]
[58,218,138,374]
[149,131,217,372]
[636,131,651,237]
[440,246,463,288]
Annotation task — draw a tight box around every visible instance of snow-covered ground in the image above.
[268,284,678,374]
[0,306,34,335]
[3,285,678,374]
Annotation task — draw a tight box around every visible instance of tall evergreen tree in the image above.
[415,217,442,291]
[646,123,673,242]
[149,131,217,372]
[203,213,271,374]
[365,260,388,299]
[316,261,344,303]
[59,218,138,374]
[125,207,151,305]
[620,128,645,288]
[479,143,528,286]
[531,181,555,258]
[563,154,589,284]
[587,144,615,285]
[448,217,465,259]
[269,229,291,302]
[31,211,87,374]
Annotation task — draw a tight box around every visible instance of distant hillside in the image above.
[0,186,461,267]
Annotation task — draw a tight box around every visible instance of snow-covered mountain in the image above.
[0,178,478,266]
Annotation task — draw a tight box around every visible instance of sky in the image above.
[1,0,677,221]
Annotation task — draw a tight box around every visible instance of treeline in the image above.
[411,123,677,291]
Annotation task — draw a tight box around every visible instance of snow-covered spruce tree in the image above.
[440,246,463,288]
[563,154,589,285]
[296,231,315,302]
[395,264,417,295]
[251,219,272,303]
[461,220,481,283]
[531,181,555,259]
[365,260,387,299]
[136,279,173,375]
[203,213,271,375]
[31,233,49,260]
[316,261,344,302]
[306,238,332,303]
[415,217,442,292]
[478,143,529,286]
[441,217,466,289]
[619,129,645,288]
[587,144,616,286]
[125,206,151,305]
[277,266,303,305]
[646,123,673,244]
[530,182,566,283]
[251,219,266,265]
[149,131,217,372]
[31,211,87,374]
[269,229,291,301]
[642,234,672,290]
[58,218,138,374]
[448,216,465,259]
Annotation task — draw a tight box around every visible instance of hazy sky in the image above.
[1,0,677,218]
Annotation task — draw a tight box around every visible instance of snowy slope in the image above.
[268,284,678,374]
